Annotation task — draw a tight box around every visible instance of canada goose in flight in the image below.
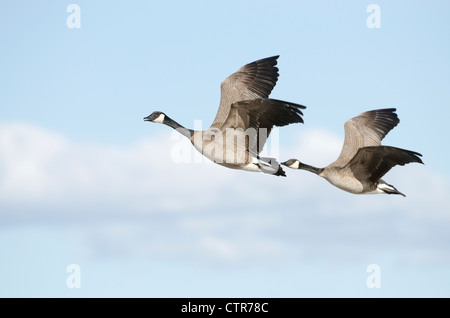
[144,56,306,176]
[282,108,423,196]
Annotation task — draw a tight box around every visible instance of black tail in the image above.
[274,165,287,177]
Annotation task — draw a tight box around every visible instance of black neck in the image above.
[163,116,194,139]
[299,162,324,175]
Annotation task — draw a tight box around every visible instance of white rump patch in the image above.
[374,183,396,194]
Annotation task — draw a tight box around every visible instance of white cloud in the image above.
[0,122,240,214]
[282,126,343,166]
[0,122,341,215]
[0,122,448,267]
[0,122,68,201]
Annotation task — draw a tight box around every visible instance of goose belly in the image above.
[191,133,250,166]
[190,139,266,173]
[323,173,367,194]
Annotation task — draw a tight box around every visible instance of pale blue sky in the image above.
[1,1,450,297]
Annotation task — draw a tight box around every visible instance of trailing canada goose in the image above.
[282,108,423,196]
[144,56,306,176]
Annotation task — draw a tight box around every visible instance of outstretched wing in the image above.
[333,108,400,167]
[346,146,423,183]
[211,56,280,129]
[221,98,306,155]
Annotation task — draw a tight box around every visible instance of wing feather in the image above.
[211,56,280,129]
[221,98,306,155]
[332,108,400,167]
[347,146,423,182]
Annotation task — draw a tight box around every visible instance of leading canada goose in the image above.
[144,56,306,176]
[282,108,423,196]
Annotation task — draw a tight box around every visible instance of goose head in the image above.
[144,111,166,123]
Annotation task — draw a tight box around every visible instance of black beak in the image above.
[143,116,151,121]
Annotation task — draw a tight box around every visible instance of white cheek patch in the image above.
[289,161,300,169]
[153,114,165,123]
